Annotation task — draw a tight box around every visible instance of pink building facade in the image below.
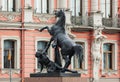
[0,0,120,82]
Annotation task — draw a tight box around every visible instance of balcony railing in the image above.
[102,17,120,28]
[71,15,120,28]
[71,16,84,25]
[102,18,113,27]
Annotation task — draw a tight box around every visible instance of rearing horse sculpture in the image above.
[39,10,83,72]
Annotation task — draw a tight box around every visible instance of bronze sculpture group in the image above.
[35,10,83,73]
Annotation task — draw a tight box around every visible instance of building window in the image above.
[100,0,112,18]
[70,0,82,16]
[102,41,118,74]
[37,41,48,69]
[1,37,20,72]
[72,42,85,71]
[4,40,15,68]
[103,43,113,70]
[1,0,21,12]
[34,0,49,13]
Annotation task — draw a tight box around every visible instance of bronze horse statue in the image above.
[39,10,83,72]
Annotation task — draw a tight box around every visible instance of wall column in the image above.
[91,0,98,12]
[89,0,103,27]
[82,0,89,25]
[49,0,54,14]
[112,0,118,27]
[0,0,2,10]
[24,0,33,22]
[25,0,31,8]
[58,0,67,9]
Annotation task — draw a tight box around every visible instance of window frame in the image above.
[71,39,88,74]
[103,43,113,70]
[1,36,20,74]
[35,37,53,72]
[4,40,15,68]
[102,40,118,74]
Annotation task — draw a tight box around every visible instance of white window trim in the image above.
[112,0,118,18]
[1,36,20,74]
[35,37,53,72]
[71,39,88,74]
[48,0,54,14]
[102,40,118,75]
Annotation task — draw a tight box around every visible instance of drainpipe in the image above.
[21,0,25,82]
[74,0,76,24]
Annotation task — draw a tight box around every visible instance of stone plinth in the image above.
[30,72,80,77]
[25,77,87,82]
[24,73,87,82]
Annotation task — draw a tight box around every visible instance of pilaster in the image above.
[24,0,33,22]
[58,0,67,9]
[91,0,99,12]
[88,12,103,27]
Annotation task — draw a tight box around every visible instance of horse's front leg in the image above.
[39,26,49,32]
[42,37,54,54]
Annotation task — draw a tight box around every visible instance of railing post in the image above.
[88,12,103,28]
[112,15,118,27]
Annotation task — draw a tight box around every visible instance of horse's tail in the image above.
[73,44,84,62]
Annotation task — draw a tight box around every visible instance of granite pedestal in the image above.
[24,73,86,82]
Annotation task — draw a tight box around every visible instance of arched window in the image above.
[4,40,15,68]
[102,41,118,74]
[1,37,20,72]
[103,43,113,70]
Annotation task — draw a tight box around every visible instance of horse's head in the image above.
[55,10,65,18]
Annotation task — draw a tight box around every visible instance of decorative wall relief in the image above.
[0,12,21,22]
[33,14,56,24]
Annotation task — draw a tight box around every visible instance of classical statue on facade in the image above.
[39,10,83,73]
[91,28,107,81]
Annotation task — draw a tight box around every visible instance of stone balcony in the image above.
[102,17,120,28]
[0,10,119,28]
[71,15,120,28]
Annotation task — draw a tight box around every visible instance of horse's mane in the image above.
[55,11,66,27]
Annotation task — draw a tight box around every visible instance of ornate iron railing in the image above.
[102,17,120,28]
[71,16,84,25]
[102,18,113,27]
